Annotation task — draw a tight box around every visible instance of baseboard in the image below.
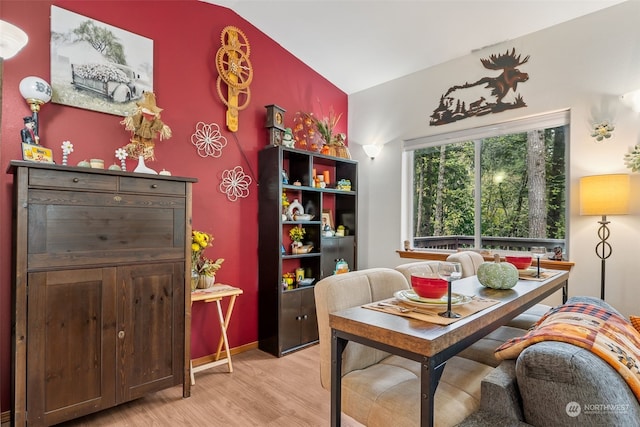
[191,341,258,368]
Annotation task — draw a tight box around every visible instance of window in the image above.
[403,111,569,256]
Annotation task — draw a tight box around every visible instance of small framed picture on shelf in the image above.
[321,210,333,231]
[22,143,54,163]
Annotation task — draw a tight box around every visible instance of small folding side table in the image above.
[190,284,243,385]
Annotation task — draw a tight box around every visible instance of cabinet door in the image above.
[280,291,302,352]
[321,236,355,278]
[117,263,184,402]
[26,268,117,426]
[280,288,318,353]
[299,287,319,344]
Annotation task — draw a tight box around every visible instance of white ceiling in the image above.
[202,0,627,95]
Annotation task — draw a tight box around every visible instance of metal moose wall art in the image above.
[430,48,530,126]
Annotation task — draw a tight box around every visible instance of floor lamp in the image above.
[579,174,630,300]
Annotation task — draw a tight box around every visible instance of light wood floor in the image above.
[58,344,363,427]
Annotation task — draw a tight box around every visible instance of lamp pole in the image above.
[595,215,612,300]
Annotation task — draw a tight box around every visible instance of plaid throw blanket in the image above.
[495,303,640,400]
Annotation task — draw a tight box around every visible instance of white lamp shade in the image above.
[579,174,630,216]
[19,76,52,104]
[362,144,383,159]
[0,20,28,60]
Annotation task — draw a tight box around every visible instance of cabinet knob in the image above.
[151,184,158,189]
[72,178,79,183]
[118,330,125,339]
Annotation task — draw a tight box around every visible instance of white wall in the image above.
[349,0,640,316]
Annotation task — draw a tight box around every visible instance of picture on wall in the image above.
[50,6,154,116]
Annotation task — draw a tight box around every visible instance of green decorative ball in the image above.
[477,257,518,289]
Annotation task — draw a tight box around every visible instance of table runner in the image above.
[363,295,500,325]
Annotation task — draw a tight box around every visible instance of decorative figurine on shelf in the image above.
[115,148,128,171]
[21,116,38,145]
[60,140,73,166]
[282,128,295,148]
[120,91,172,161]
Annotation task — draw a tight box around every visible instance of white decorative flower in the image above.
[115,148,128,160]
[191,121,227,158]
[61,140,74,154]
[219,166,252,201]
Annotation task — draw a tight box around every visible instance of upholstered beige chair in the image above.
[445,251,485,278]
[314,268,495,427]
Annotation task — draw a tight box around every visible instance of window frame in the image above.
[401,109,571,256]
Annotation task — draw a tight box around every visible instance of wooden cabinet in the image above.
[321,236,355,277]
[258,146,357,357]
[8,161,196,426]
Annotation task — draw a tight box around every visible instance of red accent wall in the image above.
[0,0,347,411]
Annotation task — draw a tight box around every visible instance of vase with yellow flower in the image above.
[289,225,306,254]
[191,230,225,290]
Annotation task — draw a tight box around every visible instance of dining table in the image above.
[329,269,569,427]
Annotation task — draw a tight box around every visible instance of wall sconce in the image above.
[0,20,28,60]
[362,144,382,159]
[19,76,52,139]
[621,89,640,113]
[579,173,630,300]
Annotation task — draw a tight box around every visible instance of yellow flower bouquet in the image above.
[191,230,224,277]
[289,226,306,243]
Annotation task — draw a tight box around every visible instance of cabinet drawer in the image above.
[29,168,117,191]
[119,176,186,196]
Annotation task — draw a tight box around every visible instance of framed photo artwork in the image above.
[321,210,333,231]
[50,6,154,116]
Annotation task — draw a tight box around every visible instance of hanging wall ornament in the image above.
[591,120,615,142]
[215,26,253,132]
[219,165,252,201]
[191,121,228,158]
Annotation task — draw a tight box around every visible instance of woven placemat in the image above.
[518,269,561,282]
[363,295,500,325]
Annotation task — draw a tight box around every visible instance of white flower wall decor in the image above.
[191,121,228,158]
[219,166,252,201]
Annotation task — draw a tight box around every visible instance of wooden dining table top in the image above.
[329,270,568,358]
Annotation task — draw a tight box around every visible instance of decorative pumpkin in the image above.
[77,160,91,168]
[477,254,518,289]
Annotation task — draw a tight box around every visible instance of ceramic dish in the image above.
[394,290,473,307]
[294,214,314,221]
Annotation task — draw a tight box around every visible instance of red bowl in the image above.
[410,273,448,299]
[505,256,533,270]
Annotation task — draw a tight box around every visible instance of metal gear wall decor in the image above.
[219,165,252,202]
[216,26,253,132]
[191,121,228,158]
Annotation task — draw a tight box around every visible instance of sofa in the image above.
[459,296,640,426]
[314,268,529,426]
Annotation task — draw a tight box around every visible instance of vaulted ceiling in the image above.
[202,0,626,94]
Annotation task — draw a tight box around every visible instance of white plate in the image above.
[394,290,473,307]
